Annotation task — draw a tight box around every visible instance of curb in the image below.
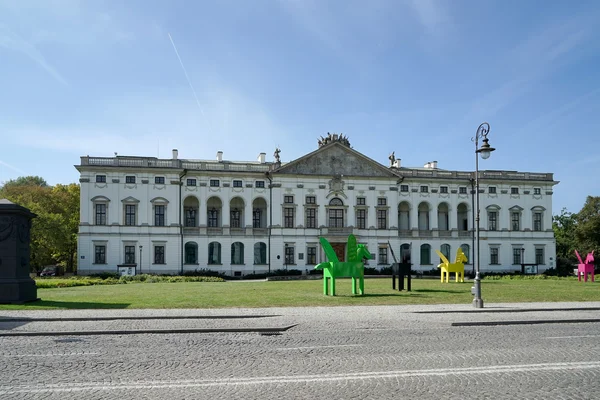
[415,307,600,314]
[452,319,600,327]
[0,315,280,323]
[0,324,298,337]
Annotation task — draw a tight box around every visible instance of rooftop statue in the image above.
[274,147,281,163]
[318,132,351,148]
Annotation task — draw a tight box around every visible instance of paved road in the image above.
[1,302,600,399]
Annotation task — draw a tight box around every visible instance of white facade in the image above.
[76,138,558,276]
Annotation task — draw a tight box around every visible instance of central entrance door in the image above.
[331,243,346,262]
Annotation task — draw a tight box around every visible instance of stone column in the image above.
[0,199,38,303]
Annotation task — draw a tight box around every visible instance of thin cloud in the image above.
[0,160,28,176]
[0,24,68,85]
[408,0,447,35]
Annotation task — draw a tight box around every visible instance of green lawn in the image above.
[1,277,600,310]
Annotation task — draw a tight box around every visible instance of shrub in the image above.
[379,266,393,275]
[36,274,225,288]
[182,269,227,278]
[89,272,121,280]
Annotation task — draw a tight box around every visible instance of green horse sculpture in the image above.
[314,234,372,296]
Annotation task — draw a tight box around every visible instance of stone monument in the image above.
[0,199,38,303]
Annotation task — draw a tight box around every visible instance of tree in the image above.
[575,196,600,254]
[0,177,80,273]
[552,208,578,260]
[1,176,48,189]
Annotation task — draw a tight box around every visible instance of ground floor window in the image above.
[185,242,198,264]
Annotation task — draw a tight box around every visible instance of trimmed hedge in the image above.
[36,274,225,289]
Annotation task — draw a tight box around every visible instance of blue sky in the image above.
[1,0,599,215]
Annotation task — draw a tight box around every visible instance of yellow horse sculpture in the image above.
[436,248,468,283]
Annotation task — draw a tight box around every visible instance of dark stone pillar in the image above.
[0,199,38,303]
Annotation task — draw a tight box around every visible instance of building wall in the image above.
[76,155,557,275]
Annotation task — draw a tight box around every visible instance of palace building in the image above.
[76,133,558,276]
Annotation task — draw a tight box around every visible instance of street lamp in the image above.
[472,122,495,308]
[284,243,289,271]
[139,245,143,275]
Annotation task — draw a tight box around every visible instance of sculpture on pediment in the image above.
[318,132,351,148]
[274,147,281,163]
[389,151,396,167]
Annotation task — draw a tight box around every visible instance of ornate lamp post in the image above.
[284,243,289,271]
[472,122,495,308]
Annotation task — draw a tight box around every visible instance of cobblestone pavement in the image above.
[1,303,600,399]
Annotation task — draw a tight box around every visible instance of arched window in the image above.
[231,242,244,265]
[184,242,198,264]
[440,244,451,263]
[208,242,221,264]
[418,203,430,230]
[457,203,469,231]
[254,242,267,264]
[460,244,470,264]
[420,244,431,265]
[400,243,411,263]
[398,202,410,231]
[437,203,449,231]
[328,197,344,228]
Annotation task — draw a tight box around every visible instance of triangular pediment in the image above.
[275,142,398,178]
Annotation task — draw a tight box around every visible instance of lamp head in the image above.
[477,137,495,160]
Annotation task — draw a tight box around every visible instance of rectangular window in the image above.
[306,196,316,204]
[255,180,265,188]
[154,246,165,264]
[377,209,387,229]
[285,245,295,265]
[210,179,220,187]
[185,208,196,227]
[284,207,295,228]
[208,209,219,227]
[356,209,366,229]
[305,208,317,228]
[96,175,106,183]
[125,204,136,226]
[94,245,106,264]
[187,178,196,186]
[534,188,541,195]
[400,185,409,192]
[125,176,136,184]
[513,248,523,265]
[459,187,467,194]
[535,248,544,264]
[511,212,520,231]
[489,186,496,194]
[307,246,317,265]
[154,205,165,226]
[533,212,543,231]
[488,212,497,231]
[230,208,241,228]
[440,186,448,194]
[378,247,388,265]
[511,187,519,194]
[329,209,343,228]
[155,176,165,184]
[253,209,262,228]
[356,197,366,205]
[377,198,387,206]
[284,195,294,204]
[124,245,136,264]
[233,180,243,188]
[490,248,499,264]
[95,204,106,225]
[420,186,428,193]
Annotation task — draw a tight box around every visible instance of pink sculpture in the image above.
[575,250,595,282]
